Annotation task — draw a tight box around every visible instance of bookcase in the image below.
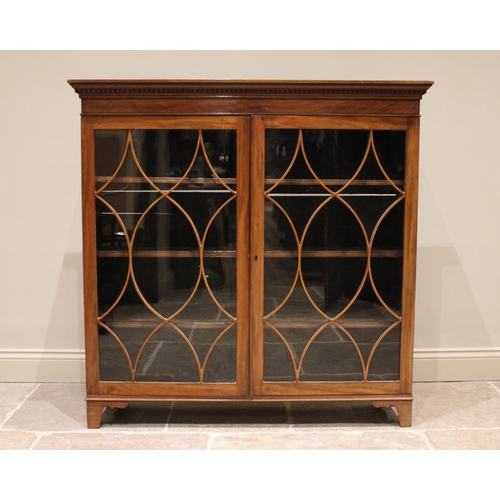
[69,80,432,427]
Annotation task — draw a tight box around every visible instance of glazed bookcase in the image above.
[69,80,432,428]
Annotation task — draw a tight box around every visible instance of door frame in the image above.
[82,115,252,399]
[250,115,416,398]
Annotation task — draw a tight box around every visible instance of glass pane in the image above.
[366,325,401,381]
[95,130,129,177]
[203,326,237,383]
[300,325,364,382]
[263,326,297,382]
[263,127,405,383]
[302,129,370,180]
[99,327,133,382]
[373,130,406,181]
[135,324,199,382]
[95,128,238,384]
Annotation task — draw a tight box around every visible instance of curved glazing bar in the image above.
[263,128,406,382]
[95,128,239,383]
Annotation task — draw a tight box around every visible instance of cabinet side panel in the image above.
[81,119,100,393]
[400,118,420,393]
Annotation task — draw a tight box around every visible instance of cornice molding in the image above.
[68,80,434,100]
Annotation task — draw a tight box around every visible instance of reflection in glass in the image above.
[263,128,405,382]
[94,128,238,384]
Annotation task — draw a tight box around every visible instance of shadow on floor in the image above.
[102,401,399,426]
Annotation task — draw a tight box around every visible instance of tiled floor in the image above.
[1,381,500,449]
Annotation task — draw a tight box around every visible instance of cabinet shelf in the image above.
[96,249,402,258]
[268,320,398,329]
[97,250,236,258]
[96,176,404,187]
[99,189,233,195]
[100,320,234,329]
[265,178,404,187]
[96,176,236,185]
[267,193,397,198]
[101,319,396,330]
[99,191,398,196]
[265,250,401,258]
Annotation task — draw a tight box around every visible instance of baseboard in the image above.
[413,348,500,382]
[0,348,499,383]
[0,349,85,382]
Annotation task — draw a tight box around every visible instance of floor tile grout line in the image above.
[34,424,500,436]
[28,433,44,450]
[418,430,436,450]
[207,434,216,450]
[419,430,440,449]
[0,383,41,428]
[13,425,500,437]
[3,427,500,450]
[163,401,174,432]
[488,381,500,395]
[291,425,500,433]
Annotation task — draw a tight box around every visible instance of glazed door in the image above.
[83,117,251,397]
[251,116,418,397]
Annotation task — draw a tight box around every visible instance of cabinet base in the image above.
[86,397,412,428]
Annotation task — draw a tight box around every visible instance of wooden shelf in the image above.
[267,320,399,329]
[97,249,401,258]
[265,250,401,258]
[96,176,236,184]
[265,178,404,187]
[100,320,234,329]
[96,176,402,187]
[97,250,236,258]
[101,319,396,330]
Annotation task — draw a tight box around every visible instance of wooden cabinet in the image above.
[69,80,432,428]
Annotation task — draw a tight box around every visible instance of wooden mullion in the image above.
[250,116,266,396]
[235,117,252,396]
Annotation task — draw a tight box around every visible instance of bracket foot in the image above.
[373,400,412,427]
[87,401,128,429]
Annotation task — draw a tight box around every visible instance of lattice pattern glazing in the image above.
[262,128,406,382]
[94,129,238,383]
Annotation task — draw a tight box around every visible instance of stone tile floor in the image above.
[1,381,500,449]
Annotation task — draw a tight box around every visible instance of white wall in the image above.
[1,50,499,382]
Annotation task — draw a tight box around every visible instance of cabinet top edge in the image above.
[68,79,434,99]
